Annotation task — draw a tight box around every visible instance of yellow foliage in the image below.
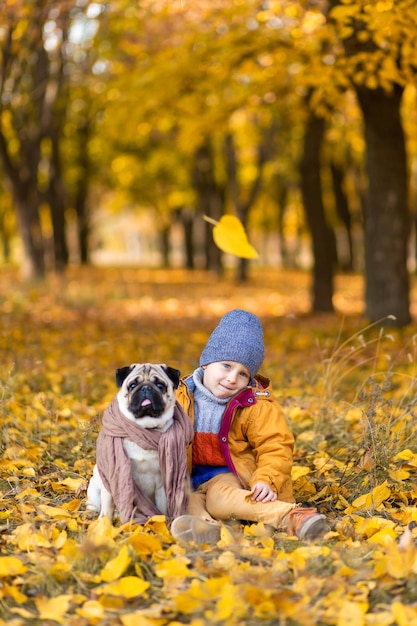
[35,595,73,624]
[291,465,311,480]
[100,544,131,582]
[95,576,150,598]
[87,516,118,547]
[0,556,27,577]
[3,267,417,623]
[76,600,105,619]
[350,482,391,511]
[154,556,194,580]
[337,600,366,626]
[0,582,27,604]
[392,601,417,626]
[128,532,163,556]
[37,504,72,519]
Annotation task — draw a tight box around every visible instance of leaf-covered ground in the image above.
[2,266,417,625]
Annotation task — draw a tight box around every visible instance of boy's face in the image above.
[202,361,251,399]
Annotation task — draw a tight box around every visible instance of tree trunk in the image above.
[300,111,334,312]
[0,202,12,263]
[192,142,224,274]
[179,207,195,270]
[74,120,91,265]
[331,161,354,271]
[355,84,410,326]
[14,182,45,280]
[48,128,69,272]
[160,225,171,268]
[224,132,269,282]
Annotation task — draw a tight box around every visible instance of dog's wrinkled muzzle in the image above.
[129,385,166,418]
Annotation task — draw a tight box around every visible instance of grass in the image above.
[1,265,417,624]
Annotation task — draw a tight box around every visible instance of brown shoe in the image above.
[286,506,330,541]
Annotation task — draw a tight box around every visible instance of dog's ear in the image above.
[115,366,133,387]
[163,366,181,389]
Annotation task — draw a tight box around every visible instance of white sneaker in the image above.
[171,515,225,545]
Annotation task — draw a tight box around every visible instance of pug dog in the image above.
[86,363,183,521]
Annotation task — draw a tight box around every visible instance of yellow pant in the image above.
[187,472,295,529]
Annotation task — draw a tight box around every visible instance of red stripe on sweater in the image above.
[192,432,225,466]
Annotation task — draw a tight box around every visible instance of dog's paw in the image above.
[86,502,101,513]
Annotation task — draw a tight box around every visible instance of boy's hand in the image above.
[249,481,277,503]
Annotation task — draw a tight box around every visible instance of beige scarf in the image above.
[96,397,193,524]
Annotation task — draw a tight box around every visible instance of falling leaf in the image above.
[203,215,258,259]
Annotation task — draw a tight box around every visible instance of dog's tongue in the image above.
[141,398,152,407]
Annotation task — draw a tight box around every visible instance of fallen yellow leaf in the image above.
[291,465,311,480]
[35,595,72,623]
[100,544,131,582]
[337,600,366,626]
[37,504,72,519]
[351,482,391,510]
[128,532,162,556]
[0,556,27,577]
[87,515,117,546]
[154,556,193,579]
[95,576,150,598]
[2,582,27,603]
[76,600,105,619]
[392,600,417,626]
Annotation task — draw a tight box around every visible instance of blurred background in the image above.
[1,0,417,325]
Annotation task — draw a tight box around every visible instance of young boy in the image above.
[171,309,329,543]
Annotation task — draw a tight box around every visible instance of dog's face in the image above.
[115,363,180,431]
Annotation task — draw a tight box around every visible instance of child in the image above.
[171,309,329,543]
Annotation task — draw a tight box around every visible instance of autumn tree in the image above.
[300,107,335,312]
[91,0,294,275]
[325,0,417,326]
[0,1,104,278]
[0,3,50,278]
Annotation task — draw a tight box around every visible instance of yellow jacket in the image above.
[176,373,295,503]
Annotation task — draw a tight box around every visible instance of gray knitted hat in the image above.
[200,309,264,378]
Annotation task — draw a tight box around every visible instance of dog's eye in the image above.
[155,381,167,391]
[128,381,138,392]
